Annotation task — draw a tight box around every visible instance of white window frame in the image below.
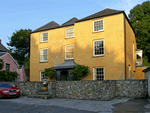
[93,39,104,57]
[40,48,48,62]
[93,19,104,32]
[40,32,48,42]
[65,44,74,60]
[65,27,74,38]
[40,71,44,81]
[93,67,105,80]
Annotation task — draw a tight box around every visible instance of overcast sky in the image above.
[0,0,147,49]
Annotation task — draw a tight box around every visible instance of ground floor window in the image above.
[40,71,44,81]
[93,67,104,80]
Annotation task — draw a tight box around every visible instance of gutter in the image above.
[124,15,126,80]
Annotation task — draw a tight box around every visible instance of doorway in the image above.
[61,70,68,81]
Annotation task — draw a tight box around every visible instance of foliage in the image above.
[0,71,18,82]
[43,83,48,87]
[143,55,150,66]
[0,59,4,70]
[43,67,56,79]
[128,1,150,63]
[24,58,30,69]
[7,29,32,66]
[70,65,90,80]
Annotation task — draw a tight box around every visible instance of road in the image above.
[0,96,150,113]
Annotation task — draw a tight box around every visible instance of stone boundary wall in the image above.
[48,80,148,101]
[48,80,116,101]
[116,80,148,98]
[12,80,148,100]
[12,81,43,96]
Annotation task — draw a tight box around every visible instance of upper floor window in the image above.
[65,27,74,38]
[40,48,48,62]
[6,63,10,72]
[40,32,48,42]
[93,39,104,56]
[65,45,74,59]
[93,19,104,32]
[93,67,105,80]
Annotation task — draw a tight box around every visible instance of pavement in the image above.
[1,96,150,113]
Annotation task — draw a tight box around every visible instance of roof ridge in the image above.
[78,8,123,22]
[61,17,78,26]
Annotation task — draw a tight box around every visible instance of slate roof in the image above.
[77,8,123,22]
[0,52,7,57]
[51,60,77,70]
[61,17,78,26]
[142,67,150,72]
[0,43,8,52]
[32,21,60,33]
[31,8,135,34]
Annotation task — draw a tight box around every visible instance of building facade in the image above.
[30,8,141,81]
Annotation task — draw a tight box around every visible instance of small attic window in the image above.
[40,32,48,42]
[65,27,74,38]
[93,19,104,32]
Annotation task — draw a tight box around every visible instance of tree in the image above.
[0,59,4,70]
[128,1,150,65]
[7,29,32,66]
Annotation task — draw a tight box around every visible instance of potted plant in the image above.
[43,82,48,91]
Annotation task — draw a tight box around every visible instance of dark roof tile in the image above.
[0,52,7,57]
[61,17,78,26]
[142,67,150,72]
[32,21,60,33]
[0,43,8,52]
[77,8,123,22]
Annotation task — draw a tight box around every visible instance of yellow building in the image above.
[30,8,142,81]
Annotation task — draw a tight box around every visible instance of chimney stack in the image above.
[0,39,1,44]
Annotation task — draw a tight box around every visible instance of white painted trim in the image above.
[40,32,48,43]
[0,52,19,66]
[93,67,105,80]
[65,44,74,60]
[93,19,104,32]
[40,71,44,81]
[0,52,7,59]
[40,48,48,62]
[93,39,104,57]
[65,27,74,38]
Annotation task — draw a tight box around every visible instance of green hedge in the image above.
[70,64,90,80]
[0,71,18,82]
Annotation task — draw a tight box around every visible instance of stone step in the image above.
[38,92,49,95]
[28,95,52,99]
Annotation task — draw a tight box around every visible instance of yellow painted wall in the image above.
[30,13,136,81]
[125,18,137,79]
[75,13,125,80]
[136,67,147,79]
[30,25,75,81]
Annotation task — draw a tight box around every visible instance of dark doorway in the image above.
[61,70,68,81]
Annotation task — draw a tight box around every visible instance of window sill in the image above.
[65,58,74,60]
[40,41,48,43]
[93,30,104,33]
[65,37,74,39]
[40,61,48,63]
[93,55,104,58]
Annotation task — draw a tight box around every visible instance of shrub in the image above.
[70,64,90,80]
[0,59,4,70]
[0,71,18,81]
[44,67,56,79]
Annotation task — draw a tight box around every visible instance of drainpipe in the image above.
[124,14,126,80]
